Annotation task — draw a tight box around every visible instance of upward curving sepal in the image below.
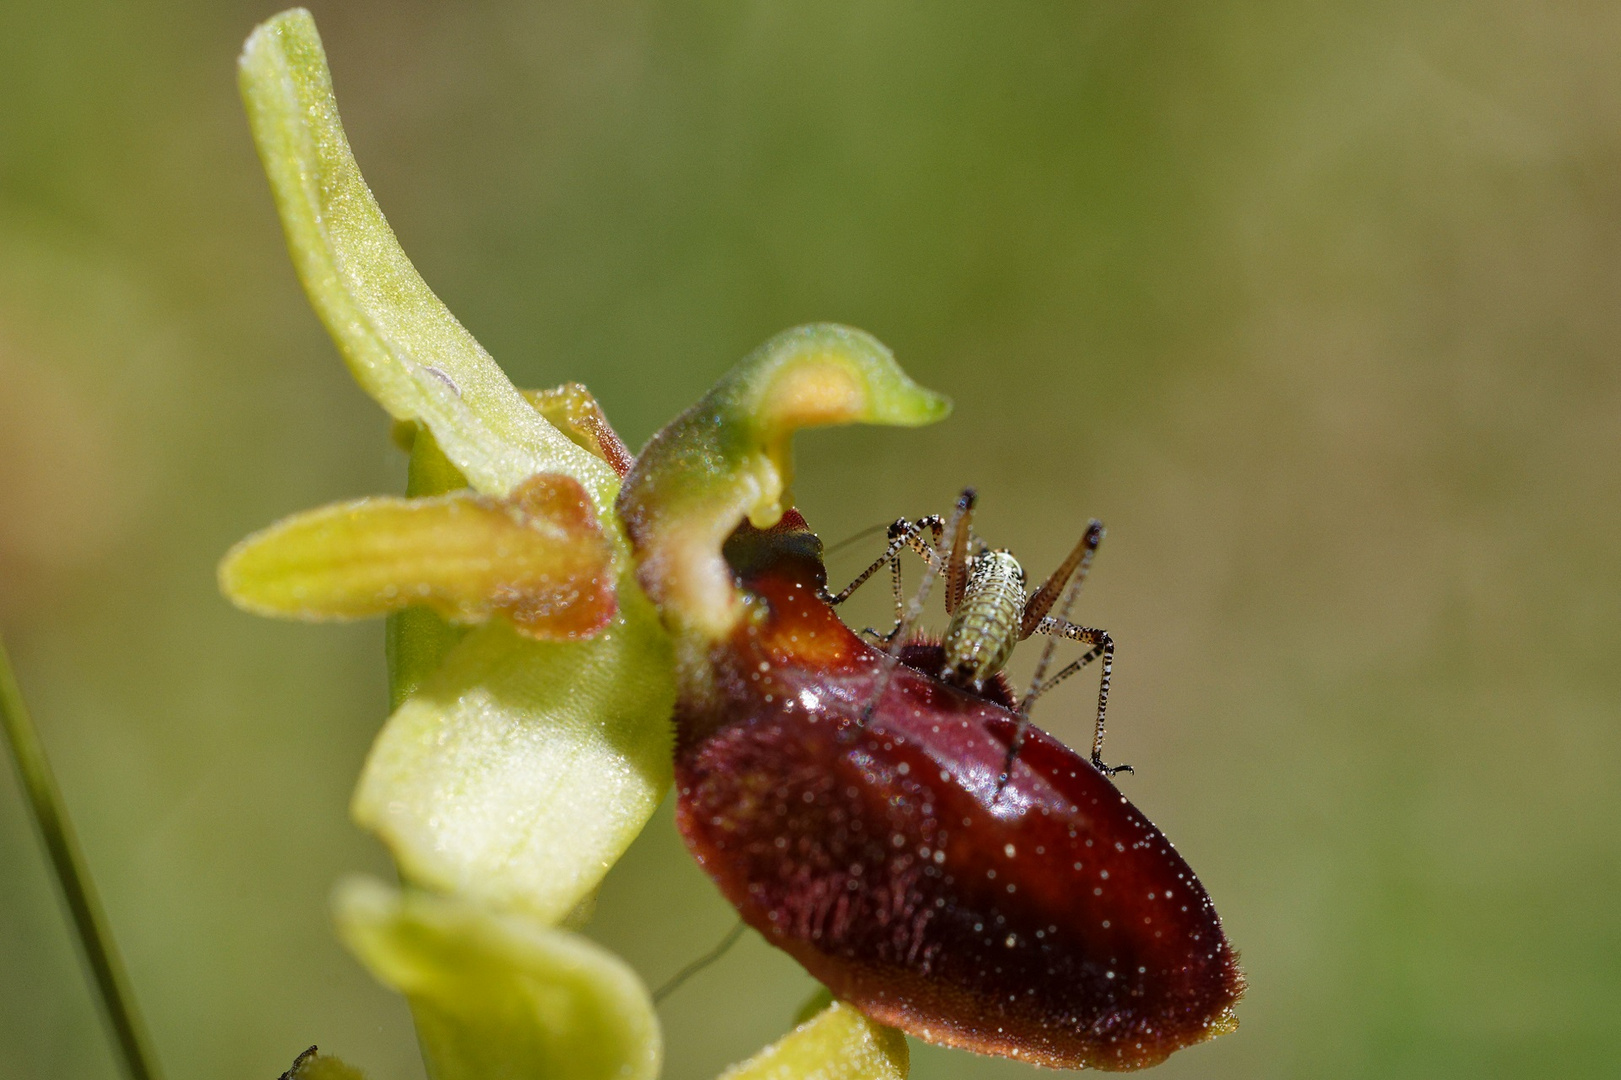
[616,324,949,641]
[238,9,614,507]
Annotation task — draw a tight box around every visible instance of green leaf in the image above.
[616,324,949,640]
[237,9,615,508]
[351,584,675,925]
[718,1000,909,1080]
[334,878,660,1080]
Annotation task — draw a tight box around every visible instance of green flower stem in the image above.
[386,426,470,709]
[0,633,163,1080]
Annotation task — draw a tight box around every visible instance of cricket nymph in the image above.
[821,489,1127,775]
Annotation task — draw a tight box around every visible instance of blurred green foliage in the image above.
[2,3,1617,1079]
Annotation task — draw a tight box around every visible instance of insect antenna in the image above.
[858,488,974,726]
[822,519,898,558]
[652,920,747,1004]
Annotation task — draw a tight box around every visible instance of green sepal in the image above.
[334,877,661,1080]
[238,9,615,509]
[352,586,675,924]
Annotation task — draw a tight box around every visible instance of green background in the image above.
[3,2,1617,1077]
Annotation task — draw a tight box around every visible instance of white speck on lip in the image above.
[1004,843,1016,858]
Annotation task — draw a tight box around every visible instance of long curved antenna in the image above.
[821,519,897,558]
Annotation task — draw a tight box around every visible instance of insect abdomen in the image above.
[943,550,1025,687]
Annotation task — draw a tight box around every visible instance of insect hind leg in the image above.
[1028,617,1130,776]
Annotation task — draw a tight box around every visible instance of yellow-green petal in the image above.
[718,1000,909,1080]
[351,583,675,924]
[334,877,660,1080]
[219,474,615,641]
[523,384,635,478]
[237,9,615,507]
[616,324,949,640]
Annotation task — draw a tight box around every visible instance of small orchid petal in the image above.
[523,384,636,478]
[219,473,615,641]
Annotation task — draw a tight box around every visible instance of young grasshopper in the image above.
[821,489,1131,776]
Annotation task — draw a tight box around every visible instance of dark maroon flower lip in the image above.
[671,518,1243,1071]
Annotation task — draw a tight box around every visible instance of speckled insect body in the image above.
[942,547,1026,688]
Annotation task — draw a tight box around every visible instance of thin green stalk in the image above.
[0,632,163,1080]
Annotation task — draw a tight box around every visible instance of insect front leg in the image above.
[820,516,943,642]
[1028,616,1131,776]
[819,518,910,608]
